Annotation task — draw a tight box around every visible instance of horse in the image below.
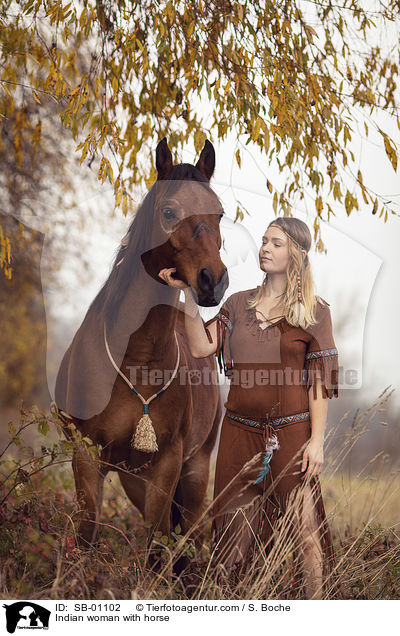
[54,138,228,561]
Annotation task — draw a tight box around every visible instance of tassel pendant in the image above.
[131,404,159,453]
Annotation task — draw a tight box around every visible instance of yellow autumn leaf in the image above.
[251,116,262,142]
[235,149,241,168]
[98,157,105,182]
[194,129,206,153]
[112,75,119,95]
[273,192,278,213]
[305,24,317,39]
[115,189,123,208]
[361,188,368,205]
[264,129,270,153]
[187,20,195,38]
[32,89,41,104]
[234,205,244,222]
[122,193,128,215]
[383,134,397,172]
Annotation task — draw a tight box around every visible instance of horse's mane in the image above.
[89,163,214,328]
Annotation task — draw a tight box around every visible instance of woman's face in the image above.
[259,225,290,275]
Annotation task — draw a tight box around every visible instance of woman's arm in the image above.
[301,301,338,476]
[158,267,218,358]
[181,287,218,357]
[301,376,328,478]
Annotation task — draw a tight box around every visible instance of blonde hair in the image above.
[249,217,321,328]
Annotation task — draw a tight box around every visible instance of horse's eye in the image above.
[219,211,224,221]
[163,208,177,220]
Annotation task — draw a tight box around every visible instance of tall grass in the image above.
[0,388,399,600]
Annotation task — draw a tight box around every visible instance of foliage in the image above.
[0,223,12,279]
[1,0,400,261]
[0,56,104,404]
[0,215,49,407]
[0,29,103,285]
[0,406,101,505]
[0,84,68,221]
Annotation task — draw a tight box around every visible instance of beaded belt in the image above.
[226,409,310,431]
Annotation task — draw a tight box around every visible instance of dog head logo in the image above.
[3,602,50,633]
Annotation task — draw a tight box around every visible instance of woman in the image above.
[158,216,339,599]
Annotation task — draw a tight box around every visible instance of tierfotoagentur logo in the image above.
[2,603,50,634]
[126,363,359,390]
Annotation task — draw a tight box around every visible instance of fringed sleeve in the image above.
[203,297,234,377]
[304,300,339,400]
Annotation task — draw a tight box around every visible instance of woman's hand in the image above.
[158,267,188,290]
[301,438,324,478]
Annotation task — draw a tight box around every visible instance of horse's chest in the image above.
[96,378,188,449]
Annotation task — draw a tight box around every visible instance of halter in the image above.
[103,323,180,453]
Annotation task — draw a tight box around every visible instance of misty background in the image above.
[1,5,399,474]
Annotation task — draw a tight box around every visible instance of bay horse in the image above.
[54,138,228,558]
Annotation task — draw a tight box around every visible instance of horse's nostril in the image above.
[198,267,215,293]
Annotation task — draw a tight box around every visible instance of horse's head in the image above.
[141,138,228,306]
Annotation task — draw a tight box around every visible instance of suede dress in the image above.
[203,287,339,587]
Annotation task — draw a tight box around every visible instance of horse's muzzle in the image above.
[194,267,229,306]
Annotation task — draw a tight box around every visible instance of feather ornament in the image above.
[253,433,280,484]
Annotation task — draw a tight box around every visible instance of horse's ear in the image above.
[195,139,215,181]
[156,138,173,180]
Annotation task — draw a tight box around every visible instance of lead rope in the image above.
[103,324,180,453]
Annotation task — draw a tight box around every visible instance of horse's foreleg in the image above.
[178,400,220,546]
[178,449,212,542]
[72,449,106,544]
[144,437,183,543]
[118,470,146,516]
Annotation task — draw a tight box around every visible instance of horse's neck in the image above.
[108,272,180,362]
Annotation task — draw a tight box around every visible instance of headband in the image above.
[269,223,309,256]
